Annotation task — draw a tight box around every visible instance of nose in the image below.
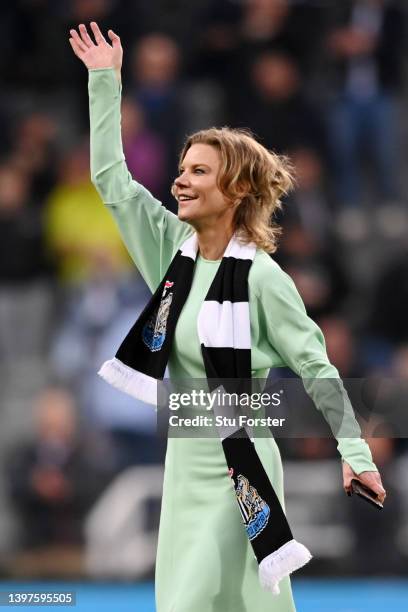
[174,171,190,188]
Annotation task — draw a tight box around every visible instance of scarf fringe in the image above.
[259,539,312,596]
[98,358,157,405]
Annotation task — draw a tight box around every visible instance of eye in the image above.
[194,168,205,174]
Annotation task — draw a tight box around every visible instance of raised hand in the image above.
[69,22,122,82]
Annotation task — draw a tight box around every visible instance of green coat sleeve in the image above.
[88,68,192,293]
[256,259,377,475]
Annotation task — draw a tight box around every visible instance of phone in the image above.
[349,478,383,510]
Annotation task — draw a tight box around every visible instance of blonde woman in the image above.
[69,22,386,612]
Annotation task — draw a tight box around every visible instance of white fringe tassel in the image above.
[98,358,158,406]
[259,539,312,596]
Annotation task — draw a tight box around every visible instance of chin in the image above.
[177,210,188,221]
[177,209,193,222]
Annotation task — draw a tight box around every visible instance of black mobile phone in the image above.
[350,478,383,510]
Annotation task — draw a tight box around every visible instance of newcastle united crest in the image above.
[142,280,174,352]
[235,474,270,540]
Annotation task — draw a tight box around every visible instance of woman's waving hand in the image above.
[69,22,122,82]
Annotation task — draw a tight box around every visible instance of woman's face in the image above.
[173,143,233,228]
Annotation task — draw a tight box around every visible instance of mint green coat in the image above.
[89,68,377,612]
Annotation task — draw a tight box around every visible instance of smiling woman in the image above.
[69,21,386,612]
[172,129,294,259]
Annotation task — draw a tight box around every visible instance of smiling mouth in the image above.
[177,193,197,202]
[178,196,198,204]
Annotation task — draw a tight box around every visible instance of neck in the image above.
[196,225,234,261]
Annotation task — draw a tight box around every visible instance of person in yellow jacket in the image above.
[44,140,130,284]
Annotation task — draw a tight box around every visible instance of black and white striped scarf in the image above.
[99,233,311,595]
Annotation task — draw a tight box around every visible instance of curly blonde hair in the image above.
[177,127,295,253]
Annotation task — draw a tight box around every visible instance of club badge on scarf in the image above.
[142,280,174,352]
[234,473,271,541]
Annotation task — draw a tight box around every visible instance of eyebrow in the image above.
[179,163,212,171]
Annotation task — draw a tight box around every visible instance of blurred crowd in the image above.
[0,0,408,578]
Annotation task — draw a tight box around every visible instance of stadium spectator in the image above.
[368,249,408,345]
[8,112,58,204]
[50,272,161,470]
[232,51,326,155]
[276,224,350,321]
[0,163,52,362]
[44,141,131,284]
[121,96,168,202]
[200,0,324,94]
[318,316,360,377]
[6,387,114,549]
[283,147,332,243]
[323,0,404,217]
[130,33,185,194]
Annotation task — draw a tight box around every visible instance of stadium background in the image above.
[0,0,408,610]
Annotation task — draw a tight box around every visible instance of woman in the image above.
[69,22,386,612]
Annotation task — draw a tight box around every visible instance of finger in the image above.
[378,491,386,504]
[69,37,85,59]
[79,23,94,47]
[374,475,386,495]
[372,483,386,504]
[343,472,353,486]
[362,473,385,493]
[70,29,87,53]
[108,29,121,47]
[343,481,352,496]
[90,21,108,45]
[357,475,386,501]
[343,472,352,494]
[372,483,386,497]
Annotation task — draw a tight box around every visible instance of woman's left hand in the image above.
[342,460,386,505]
